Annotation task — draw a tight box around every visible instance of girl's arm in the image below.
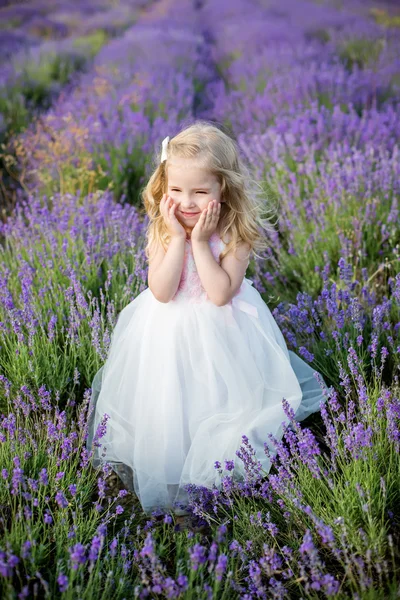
[148,237,186,303]
[192,239,250,306]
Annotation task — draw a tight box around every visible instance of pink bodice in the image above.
[172,231,225,303]
[169,230,247,305]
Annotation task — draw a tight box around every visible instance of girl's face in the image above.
[166,158,222,233]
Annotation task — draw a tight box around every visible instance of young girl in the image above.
[86,121,327,517]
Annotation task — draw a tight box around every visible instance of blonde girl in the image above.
[87,120,327,517]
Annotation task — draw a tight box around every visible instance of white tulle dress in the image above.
[86,231,327,515]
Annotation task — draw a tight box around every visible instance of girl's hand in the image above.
[191,200,221,243]
[160,194,186,240]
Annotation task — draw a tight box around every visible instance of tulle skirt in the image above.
[86,278,327,515]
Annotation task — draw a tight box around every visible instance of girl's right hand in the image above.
[160,194,186,239]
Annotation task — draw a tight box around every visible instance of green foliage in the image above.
[370,8,400,29]
[0,17,22,30]
[72,30,109,59]
[93,142,148,206]
[0,54,83,145]
[338,37,385,71]
[305,28,331,43]
[215,50,242,90]
[0,90,29,141]
[0,33,108,146]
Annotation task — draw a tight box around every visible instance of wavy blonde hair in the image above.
[142,120,277,263]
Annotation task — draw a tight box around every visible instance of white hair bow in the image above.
[160,136,170,163]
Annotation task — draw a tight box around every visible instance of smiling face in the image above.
[166,158,222,234]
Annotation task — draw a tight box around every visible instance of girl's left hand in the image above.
[191,200,221,243]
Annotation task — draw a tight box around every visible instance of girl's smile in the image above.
[180,211,200,218]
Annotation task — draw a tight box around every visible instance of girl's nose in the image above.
[180,199,197,209]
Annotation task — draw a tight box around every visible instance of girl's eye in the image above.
[170,189,207,193]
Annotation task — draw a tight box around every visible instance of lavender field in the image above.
[0,0,400,597]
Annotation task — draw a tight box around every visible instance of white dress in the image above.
[86,231,327,515]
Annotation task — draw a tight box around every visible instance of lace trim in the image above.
[173,232,225,302]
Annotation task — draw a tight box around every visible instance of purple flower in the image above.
[69,543,87,570]
[164,514,173,525]
[89,535,103,562]
[189,543,207,571]
[44,511,53,525]
[109,537,118,557]
[177,573,188,590]
[39,468,49,486]
[55,490,69,509]
[11,467,25,495]
[215,554,228,581]
[57,573,68,592]
[21,541,31,560]
[0,550,20,577]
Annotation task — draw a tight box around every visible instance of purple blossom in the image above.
[57,573,69,592]
[215,553,228,581]
[69,543,87,570]
[189,543,208,571]
[55,490,69,509]
[89,535,103,562]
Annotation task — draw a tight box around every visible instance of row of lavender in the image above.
[0,0,150,148]
[0,0,399,597]
[3,0,210,204]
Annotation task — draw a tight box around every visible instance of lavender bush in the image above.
[0,0,150,148]
[3,0,209,205]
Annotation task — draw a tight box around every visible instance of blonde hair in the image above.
[142,120,277,263]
